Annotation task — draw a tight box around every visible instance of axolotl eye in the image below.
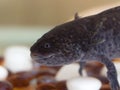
[44,43,51,48]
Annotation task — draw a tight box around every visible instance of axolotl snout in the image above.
[31,6,120,90]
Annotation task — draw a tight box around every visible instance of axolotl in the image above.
[30,6,120,90]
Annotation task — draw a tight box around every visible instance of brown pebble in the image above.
[100,84,110,90]
[0,57,4,65]
[0,81,13,90]
[36,83,56,90]
[85,61,104,76]
[7,67,57,88]
[56,81,67,90]
[7,71,38,87]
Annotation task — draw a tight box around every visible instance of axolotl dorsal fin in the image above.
[74,12,80,20]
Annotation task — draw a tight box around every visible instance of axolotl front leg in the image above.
[74,13,86,76]
[79,62,86,76]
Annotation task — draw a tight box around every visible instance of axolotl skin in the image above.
[30,6,120,90]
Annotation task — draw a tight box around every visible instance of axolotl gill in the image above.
[30,6,120,90]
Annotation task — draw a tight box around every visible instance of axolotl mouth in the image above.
[31,53,55,61]
[31,52,61,66]
[31,52,80,66]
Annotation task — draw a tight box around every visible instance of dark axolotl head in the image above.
[30,20,88,66]
[30,15,90,66]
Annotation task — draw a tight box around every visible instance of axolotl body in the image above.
[30,6,120,90]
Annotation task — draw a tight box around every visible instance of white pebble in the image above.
[67,77,102,90]
[55,63,87,81]
[112,60,120,85]
[117,75,120,85]
[101,66,107,77]
[4,46,33,73]
[114,62,120,75]
[0,66,8,81]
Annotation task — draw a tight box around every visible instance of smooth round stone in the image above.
[101,66,107,77]
[4,46,33,73]
[0,66,8,81]
[67,77,102,90]
[113,60,120,75]
[117,75,120,85]
[55,63,87,81]
[118,76,120,85]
